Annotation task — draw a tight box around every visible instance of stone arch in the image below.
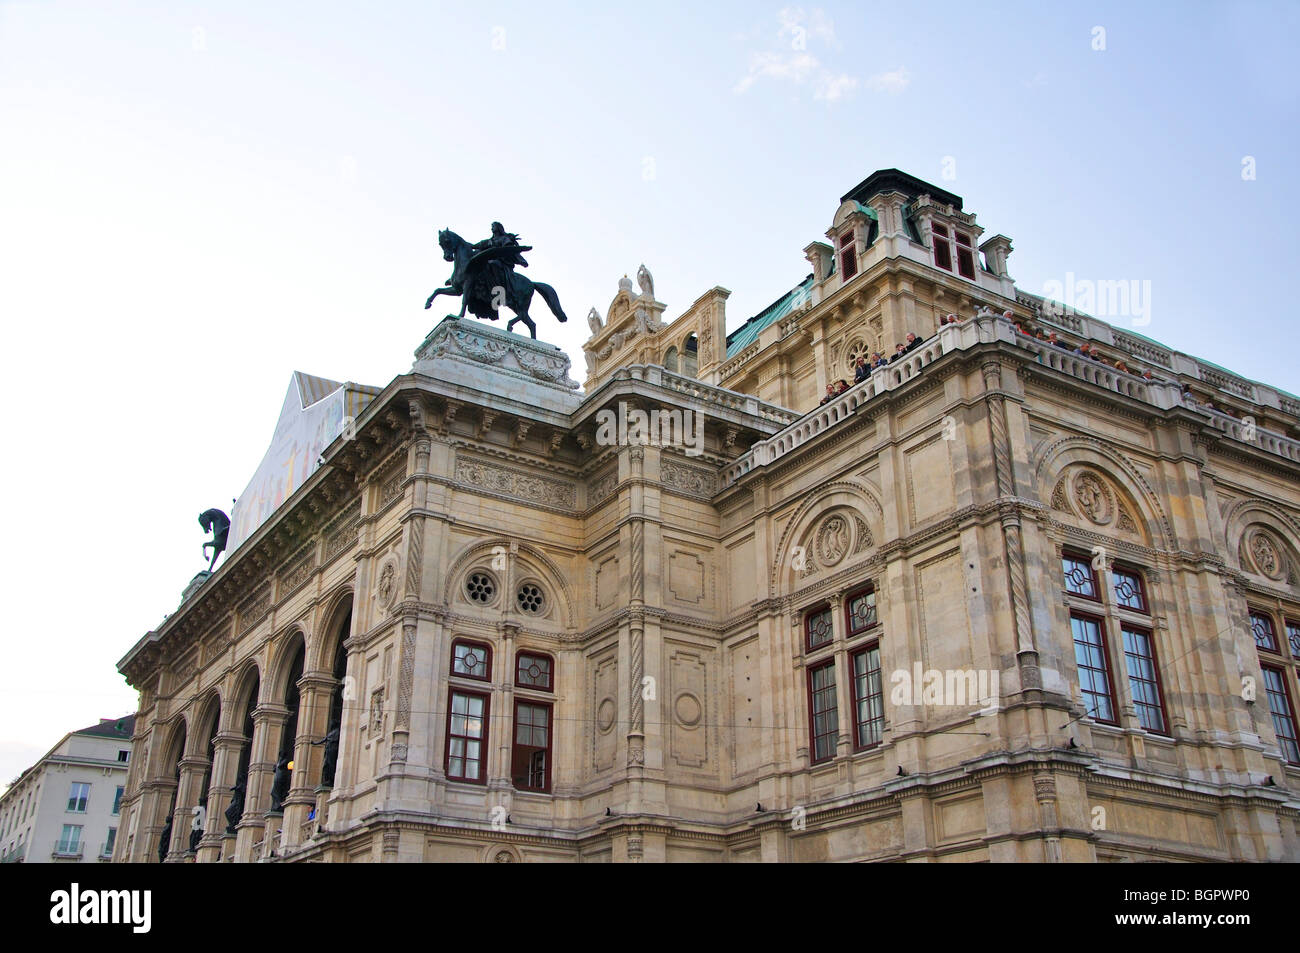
[265,628,308,706]
[769,480,886,593]
[155,715,189,778]
[226,661,261,729]
[310,586,355,672]
[1222,498,1300,587]
[1034,437,1175,550]
[188,691,222,758]
[681,333,699,377]
[442,538,577,631]
[664,345,679,373]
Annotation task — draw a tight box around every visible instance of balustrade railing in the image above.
[720,313,1300,489]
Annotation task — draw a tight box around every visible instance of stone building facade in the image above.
[115,169,1300,862]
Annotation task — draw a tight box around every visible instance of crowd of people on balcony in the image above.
[1008,314,1270,427]
[821,330,936,405]
[1010,317,1160,382]
[810,307,1275,433]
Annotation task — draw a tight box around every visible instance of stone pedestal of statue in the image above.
[181,571,212,603]
[412,317,582,413]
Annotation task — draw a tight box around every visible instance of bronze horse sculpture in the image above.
[199,508,230,572]
[424,227,568,339]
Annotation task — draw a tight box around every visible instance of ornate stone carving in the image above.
[853,516,873,553]
[375,559,398,610]
[1072,471,1112,525]
[1246,528,1285,580]
[394,623,416,730]
[589,469,618,506]
[380,463,405,505]
[280,549,317,595]
[636,263,654,300]
[414,319,579,389]
[455,458,576,509]
[236,588,271,635]
[325,502,361,560]
[369,687,385,733]
[661,460,717,497]
[816,514,851,567]
[1050,477,1070,512]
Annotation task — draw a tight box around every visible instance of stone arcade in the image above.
[115,170,1300,862]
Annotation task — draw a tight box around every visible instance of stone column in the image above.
[170,756,207,860]
[199,732,243,862]
[282,673,334,849]
[983,360,1040,690]
[142,778,176,864]
[235,704,287,861]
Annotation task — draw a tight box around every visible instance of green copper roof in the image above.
[726,275,814,357]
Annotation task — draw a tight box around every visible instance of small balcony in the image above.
[51,840,83,860]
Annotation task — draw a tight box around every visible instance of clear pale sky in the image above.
[1,1,1296,787]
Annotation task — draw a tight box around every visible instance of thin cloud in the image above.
[734,50,820,94]
[865,66,911,95]
[815,73,858,102]
[735,7,856,102]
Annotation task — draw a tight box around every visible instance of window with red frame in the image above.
[1261,666,1300,764]
[1121,625,1168,734]
[511,700,552,792]
[805,605,833,651]
[1071,614,1116,723]
[931,223,953,272]
[808,661,838,763]
[846,587,877,636]
[1250,610,1279,652]
[446,690,488,783]
[954,231,976,279]
[451,639,491,681]
[851,645,884,749]
[1062,552,1100,599]
[1112,566,1148,612]
[516,651,553,691]
[838,231,858,281]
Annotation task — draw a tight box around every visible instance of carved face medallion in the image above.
[1072,471,1111,525]
[1248,529,1284,580]
[817,515,851,566]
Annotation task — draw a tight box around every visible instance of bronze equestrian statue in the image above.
[199,508,230,571]
[424,222,568,339]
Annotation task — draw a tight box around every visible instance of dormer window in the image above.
[931,223,953,271]
[838,231,858,281]
[954,230,976,279]
[930,223,976,280]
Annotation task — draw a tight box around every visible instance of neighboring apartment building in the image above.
[114,169,1300,862]
[0,716,135,862]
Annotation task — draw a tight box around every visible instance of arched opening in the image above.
[318,606,351,789]
[270,645,305,813]
[664,346,678,373]
[191,696,221,853]
[159,723,186,862]
[682,334,698,377]
[225,672,258,836]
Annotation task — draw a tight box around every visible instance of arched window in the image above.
[682,334,698,377]
[664,346,678,373]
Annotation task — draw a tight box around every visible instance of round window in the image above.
[516,584,544,614]
[465,572,496,604]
